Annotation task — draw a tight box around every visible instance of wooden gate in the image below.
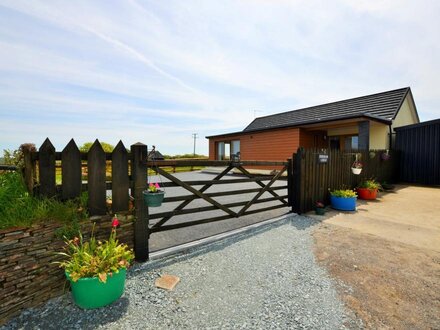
[142,159,292,259]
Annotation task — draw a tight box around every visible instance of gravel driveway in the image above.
[3,215,361,329]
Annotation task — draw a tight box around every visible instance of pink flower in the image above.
[154,183,160,189]
[112,215,120,228]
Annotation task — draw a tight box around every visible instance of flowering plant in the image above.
[57,214,134,283]
[315,201,325,208]
[351,161,363,169]
[147,182,161,193]
[330,189,357,198]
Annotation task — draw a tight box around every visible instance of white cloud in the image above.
[0,0,439,154]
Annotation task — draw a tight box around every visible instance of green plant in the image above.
[0,171,88,230]
[147,182,161,193]
[57,216,134,283]
[330,189,357,198]
[2,143,36,169]
[357,179,381,190]
[79,142,114,153]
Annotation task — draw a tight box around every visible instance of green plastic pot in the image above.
[143,190,165,207]
[315,207,326,215]
[66,268,126,309]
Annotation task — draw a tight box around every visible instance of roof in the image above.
[243,87,411,132]
[394,118,440,131]
[148,150,164,160]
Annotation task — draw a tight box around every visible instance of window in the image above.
[217,140,240,160]
[217,142,225,160]
[231,140,240,156]
[344,136,359,150]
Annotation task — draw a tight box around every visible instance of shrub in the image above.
[330,189,357,198]
[357,179,381,190]
[0,171,88,230]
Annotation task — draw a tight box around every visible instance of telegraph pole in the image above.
[192,133,198,156]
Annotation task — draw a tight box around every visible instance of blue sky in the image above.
[1,1,439,155]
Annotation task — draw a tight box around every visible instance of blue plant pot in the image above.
[330,195,357,211]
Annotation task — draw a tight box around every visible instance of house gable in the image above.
[392,91,420,131]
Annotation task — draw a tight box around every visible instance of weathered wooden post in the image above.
[22,144,36,194]
[292,148,303,214]
[39,138,56,198]
[88,140,106,215]
[287,158,294,213]
[131,143,149,262]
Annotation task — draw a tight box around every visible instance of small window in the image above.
[217,142,225,160]
[344,135,359,150]
[231,140,240,156]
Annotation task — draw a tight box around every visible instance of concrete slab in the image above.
[307,185,440,252]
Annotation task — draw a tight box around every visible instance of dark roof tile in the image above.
[243,87,410,132]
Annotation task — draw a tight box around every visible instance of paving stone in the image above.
[154,274,180,291]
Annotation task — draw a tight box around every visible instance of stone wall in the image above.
[0,214,134,325]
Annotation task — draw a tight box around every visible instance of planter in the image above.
[351,167,362,175]
[315,207,326,215]
[66,268,127,309]
[143,190,165,207]
[381,153,391,161]
[357,187,378,200]
[331,195,357,211]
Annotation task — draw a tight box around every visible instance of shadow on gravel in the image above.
[289,215,319,230]
[3,296,129,330]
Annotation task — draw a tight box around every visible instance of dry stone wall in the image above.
[0,214,134,325]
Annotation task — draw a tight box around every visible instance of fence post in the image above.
[131,143,149,262]
[22,144,36,194]
[287,158,294,213]
[292,148,303,214]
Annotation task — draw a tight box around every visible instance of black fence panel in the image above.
[395,119,440,185]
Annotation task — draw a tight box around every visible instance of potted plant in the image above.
[57,215,134,309]
[315,201,326,215]
[143,182,165,207]
[330,189,357,211]
[351,160,363,175]
[381,150,391,161]
[357,179,381,200]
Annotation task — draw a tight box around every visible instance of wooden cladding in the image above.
[292,148,399,214]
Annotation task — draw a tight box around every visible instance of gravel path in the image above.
[2,216,361,329]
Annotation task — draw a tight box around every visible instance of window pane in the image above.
[351,136,359,149]
[231,140,240,155]
[217,142,225,160]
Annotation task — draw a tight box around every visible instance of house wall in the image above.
[392,95,419,130]
[369,123,389,149]
[326,125,358,136]
[208,127,301,161]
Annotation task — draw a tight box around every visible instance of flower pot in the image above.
[315,207,326,215]
[66,268,126,309]
[351,167,362,175]
[357,188,378,200]
[381,153,391,161]
[142,190,165,207]
[331,195,356,211]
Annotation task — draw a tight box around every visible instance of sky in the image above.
[0,0,439,156]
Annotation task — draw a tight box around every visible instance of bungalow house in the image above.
[206,87,419,161]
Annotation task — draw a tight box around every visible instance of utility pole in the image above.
[192,133,198,156]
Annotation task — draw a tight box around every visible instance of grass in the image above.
[0,171,88,231]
